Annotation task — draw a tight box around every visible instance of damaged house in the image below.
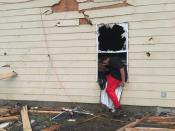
[0,0,175,108]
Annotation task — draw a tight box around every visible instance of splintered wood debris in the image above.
[117,115,175,131]
[0,104,175,131]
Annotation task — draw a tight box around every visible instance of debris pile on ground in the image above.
[1,104,175,131]
[0,103,126,131]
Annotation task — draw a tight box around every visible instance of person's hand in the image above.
[120,81,125,87]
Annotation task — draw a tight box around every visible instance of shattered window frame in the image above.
[96,22,128,80]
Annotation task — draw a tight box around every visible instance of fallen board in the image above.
[21,106,32,131]
[125,127,175,131]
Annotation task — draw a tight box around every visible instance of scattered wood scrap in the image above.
[28,110,62,114]
[21,106,32,131]
[0,129,7,131]
[0,116,19,122]
[117,115,175,131]
[125,127,175,131]
[117,115,150,131]
[0,71,17,80]
[41,124,60,131]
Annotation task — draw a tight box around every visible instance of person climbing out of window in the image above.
[100,56,126,110]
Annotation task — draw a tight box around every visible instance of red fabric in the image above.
[106,74,121,109]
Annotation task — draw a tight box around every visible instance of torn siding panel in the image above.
[79,0,125,10]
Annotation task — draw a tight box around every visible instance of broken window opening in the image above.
[97,22,128,86]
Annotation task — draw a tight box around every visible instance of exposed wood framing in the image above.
[52,0,78,12]
[117,115,150,131]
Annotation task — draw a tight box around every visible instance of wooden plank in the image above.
[0,8,40,17]
[13,67,96,75]
[0,39,96,48]
[0,87,100,96]
[0,28,43,36]
[125,127,175,131]
[77,0,87,2]
[0,21,42,30]
[129,60,175,68]
[129,67,175,76]
[129,44,175,52]
[129,36,175,45]
[0,94,100,103]
[41,124,60,131]
[126,0,175,6]
[147,116,175,122]
[0,47,96,55]
[129,19,175,30]
[117,115,150,131]
[130,27,175,37]
[129,75,175,84]
[79,0,124,10]
[0,15,41,24]
[129,52,175,60]
[94,0,121,2]
[121,97,175,107]
[0,116,19,122]
[46,33,96,41]
[122,90,167,99]
[0,72,17,80]
[1,74,96,82]
[21,106,32,131]
[92,11,175,24]
[44,25,95,34]
[0,61,96,68]
[85,3,175,18]
[0,0,59,11]
[0,81,99,89]
[45,19,79,27]
[0,54,96,62]
[125,83,175,92]
[0,33,95,43]
[29,110,62,114]
[42,11,84,20]
[0,12,82,25]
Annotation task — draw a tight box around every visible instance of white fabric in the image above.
[101,84,123,110]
